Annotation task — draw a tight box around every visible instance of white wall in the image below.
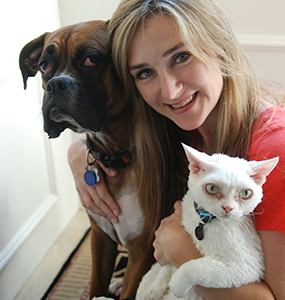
[217,0,285,87]
[58,0,120,26]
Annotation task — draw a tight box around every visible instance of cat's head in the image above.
[182,144,279,220]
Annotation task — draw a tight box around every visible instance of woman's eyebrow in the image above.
[163,43,184,57]
[129,63,148,72]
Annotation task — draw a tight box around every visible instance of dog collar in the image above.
[86,136,132,169]
[194,201,216,241]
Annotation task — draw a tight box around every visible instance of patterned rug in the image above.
[41,228,128,300]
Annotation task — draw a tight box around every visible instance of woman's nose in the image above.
[159,71,183,100]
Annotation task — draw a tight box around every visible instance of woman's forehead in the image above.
[128,15,183,61]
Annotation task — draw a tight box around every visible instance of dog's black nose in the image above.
[46,76,72,95]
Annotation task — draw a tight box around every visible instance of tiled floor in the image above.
[13,210,90,300]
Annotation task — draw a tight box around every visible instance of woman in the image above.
[69,0,285,299]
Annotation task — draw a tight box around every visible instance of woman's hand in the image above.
[153,201,201,268]
[67,134,121,223]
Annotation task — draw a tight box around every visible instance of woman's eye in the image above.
[175,52,190,63]
[84,56,97,67]
[39,61,51,74]
[137,69,153,80]
[205,184,219,195]
[240,189,252,199]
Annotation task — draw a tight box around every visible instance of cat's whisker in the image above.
[251,208,265,216]
[237,216,255,238]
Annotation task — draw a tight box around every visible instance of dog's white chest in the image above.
[88,187,144,246]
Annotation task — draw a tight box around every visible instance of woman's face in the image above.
[128,15,224,132]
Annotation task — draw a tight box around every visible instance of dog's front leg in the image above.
[88,214,118,299]
[120,233,155,299]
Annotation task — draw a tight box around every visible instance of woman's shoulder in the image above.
[251,107,285,231]
[251,106,285,143]
[249,106,285,160]
[254,105,285,130]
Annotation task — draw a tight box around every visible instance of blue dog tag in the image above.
[84,168,100,186]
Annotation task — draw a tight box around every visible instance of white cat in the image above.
[136,144,279,300]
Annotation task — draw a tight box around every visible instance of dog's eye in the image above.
[84,56,97,67]
[39,61,51,74]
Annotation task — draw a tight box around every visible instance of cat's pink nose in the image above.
[222,206,233,213]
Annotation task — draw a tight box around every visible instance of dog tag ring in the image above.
[84,167,100,186]
[84,148,100,186]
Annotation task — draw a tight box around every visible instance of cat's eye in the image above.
[205,184,219,195]
[240,189,252,199]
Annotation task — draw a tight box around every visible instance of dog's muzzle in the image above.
[42,74,107,138]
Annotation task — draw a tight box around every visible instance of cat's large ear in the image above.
[182,143,210,174]
[248,157,279,186]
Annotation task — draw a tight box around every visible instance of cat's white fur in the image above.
[136,144,279,300]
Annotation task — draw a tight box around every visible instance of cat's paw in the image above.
[137,274,170,300]
[140,285,169,300]
[136,264,174,300]
[169,269,193,298]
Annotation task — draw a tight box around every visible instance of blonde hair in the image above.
[108,0,284,239]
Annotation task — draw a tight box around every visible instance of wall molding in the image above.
[0,72,17,86]
[0,194,58,272]
[238,34,285,51]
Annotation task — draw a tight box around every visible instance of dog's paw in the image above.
[91,297,115,300]
[108,278,123,296]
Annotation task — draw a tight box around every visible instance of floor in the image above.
[13,210,90,300]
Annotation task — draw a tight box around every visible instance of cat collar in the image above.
[194,201,216,241]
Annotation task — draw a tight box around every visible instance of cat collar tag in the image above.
[193,202,216,241]
[195,223,204,241]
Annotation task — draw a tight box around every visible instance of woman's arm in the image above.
[153,202,284,300]
[257,230,285,299]
[67,134,121,222]
[196,281,275,300]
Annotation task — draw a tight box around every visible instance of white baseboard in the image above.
[0,194,58,272]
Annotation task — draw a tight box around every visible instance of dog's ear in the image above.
[19,33,48,89]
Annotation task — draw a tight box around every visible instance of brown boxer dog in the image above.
[19,21,156,299]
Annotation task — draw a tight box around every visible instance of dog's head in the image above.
[19,21,126,138]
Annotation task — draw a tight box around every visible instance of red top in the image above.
[248,106,285,232]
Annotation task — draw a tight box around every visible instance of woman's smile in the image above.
[169,92,197,110]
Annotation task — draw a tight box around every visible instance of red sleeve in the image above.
[248,107,285,232]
